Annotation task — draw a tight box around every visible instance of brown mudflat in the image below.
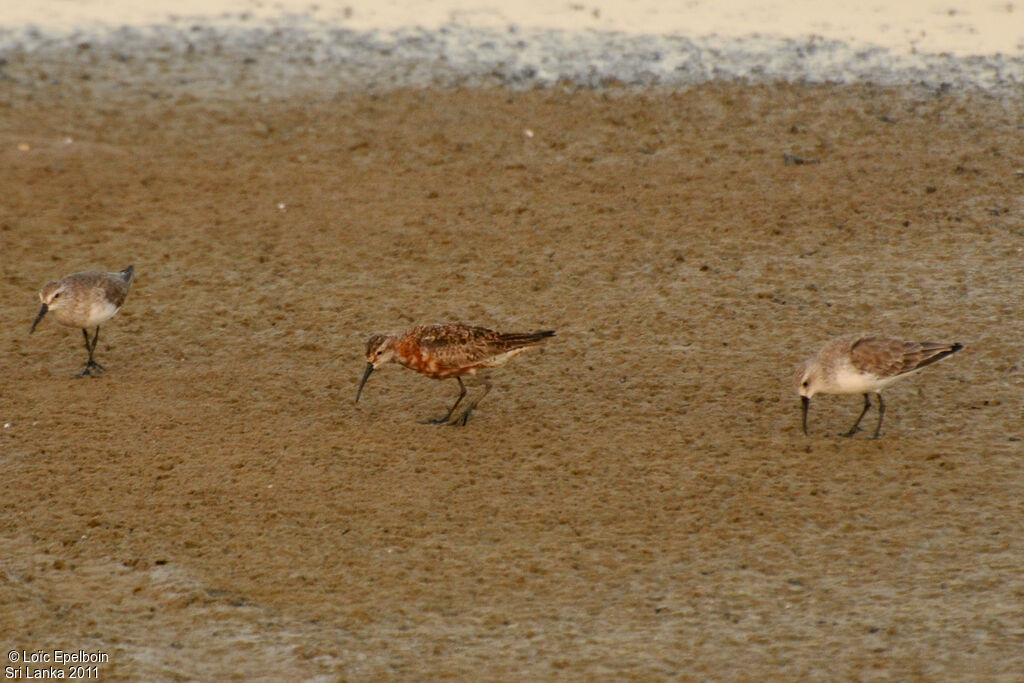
[1,75,1022,678]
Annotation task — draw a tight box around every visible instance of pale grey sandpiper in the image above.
[31,265,135,377]
[796,333,963,438]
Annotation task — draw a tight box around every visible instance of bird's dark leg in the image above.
[77,327,105,377]
[871,394,886,440]
[424,377,467,424]
[452,379,492,426]
[842,393,872,437]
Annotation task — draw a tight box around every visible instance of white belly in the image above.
[833,366,903,394]
[54,300,120,328]
[481,347,527,368]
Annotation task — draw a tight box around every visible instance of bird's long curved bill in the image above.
[30,304,48,334]
[355,363,374,403]
[801,396,810,435]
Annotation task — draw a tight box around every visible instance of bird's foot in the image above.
[76,360,106,378]
[446,407,477,426]
[421,413,471,426]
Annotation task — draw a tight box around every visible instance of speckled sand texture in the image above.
[2,74,1023,677]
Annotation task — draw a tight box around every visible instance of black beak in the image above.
[801,396,810,435]
[355,363,374,403]
[30,303,48,334]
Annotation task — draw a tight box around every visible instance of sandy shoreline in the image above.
[3,0,1024,95]
[2,2,1023,679]
[2,78,1023,677]
[4,23,1024,96]
[7,0,1024,55]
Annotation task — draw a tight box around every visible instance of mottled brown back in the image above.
[410,324,554,366]
[67,266,133,309]
[100,268,133,309]
[849,335,962,378]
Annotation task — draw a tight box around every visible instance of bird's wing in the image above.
[99,274,132,309]
[898,341,962,374]
[848,336,909,379]
[850,336,959,378]
[414,324,551,366]
[415,324,502,365]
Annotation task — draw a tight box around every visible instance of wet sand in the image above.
[1,74,1023,677]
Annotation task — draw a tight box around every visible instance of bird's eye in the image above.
[802,381,809,388]
[52,292,61,299]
